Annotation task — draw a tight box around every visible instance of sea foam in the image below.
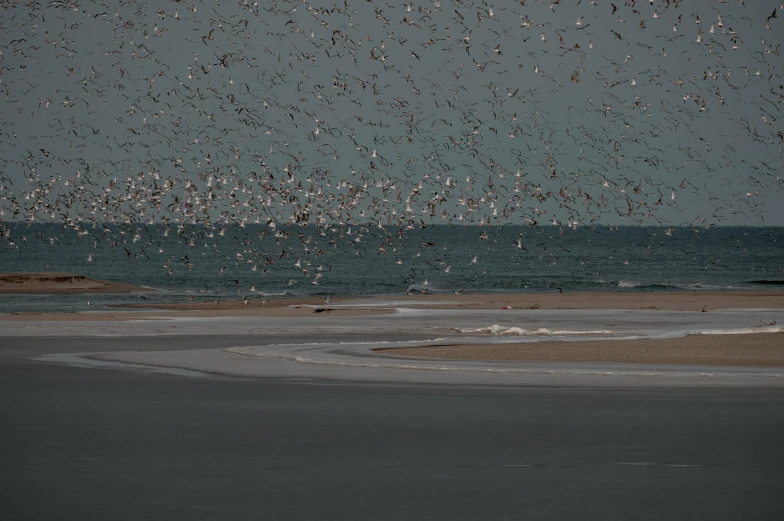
[454,325,621,336]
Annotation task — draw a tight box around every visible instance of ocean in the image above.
[0,224,782,314]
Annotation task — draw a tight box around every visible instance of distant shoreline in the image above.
[0,272,152,295]
[0,281,782,319]
[111,289,784,313]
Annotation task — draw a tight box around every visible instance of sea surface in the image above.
[0,224,782,314]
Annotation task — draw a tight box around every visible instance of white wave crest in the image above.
[454,324,619,336]
[257,290,295,297]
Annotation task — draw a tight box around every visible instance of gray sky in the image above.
[1,0,782,230]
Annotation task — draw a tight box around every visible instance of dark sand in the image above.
[3,350,783,520]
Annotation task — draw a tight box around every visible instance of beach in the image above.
[0,306,391,321]
[370,291,784,312]
[4,0,783,515]
[3,283,782,314]
[2,274,783,371]
[379,333,784,367]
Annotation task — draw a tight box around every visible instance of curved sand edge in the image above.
[378,333,784,367]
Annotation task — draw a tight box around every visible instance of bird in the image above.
[0,0,775,308]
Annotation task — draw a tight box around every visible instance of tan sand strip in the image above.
[111,290,784,313]
[0,272,150,294]
[374,291,784,311]
[0,306,392,321]
[108,296,392,318]
[117,295,356,311]
[377,333,784,367]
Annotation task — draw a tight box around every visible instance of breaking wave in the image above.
[454,325,621,336]
[616,280,749,291]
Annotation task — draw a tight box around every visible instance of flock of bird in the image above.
[0,0,782,284]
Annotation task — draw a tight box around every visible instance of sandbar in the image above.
[379,333,784,367]
[0,306,391,321]
[2,288,783,321]
[110,289,784,314]
[377,290,784,311]
[0,272,150,294]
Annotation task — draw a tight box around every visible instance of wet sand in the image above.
[5,351,783,520]
[1,289,781,325]
[379,290,784,311]
[3,270,781,313]
[0,272,150,294]
[116,290,784,313]
[115,295,378,313]
[0,306,391,321]
[380,333,784,367]
[3,280,783,368]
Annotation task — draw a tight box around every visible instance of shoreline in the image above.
[80,332,784,388]
[377,333,784,368]
[2,276,782,372]
[112,290,784,312]
[0,306,393,321]
[1,289,782,320]
[367,290,784,311]
[0,272,782,312]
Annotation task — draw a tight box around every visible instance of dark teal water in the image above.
[0,224,782,313]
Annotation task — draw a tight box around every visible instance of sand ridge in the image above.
[375,290,784,311]
[0,272,151,294]
[2,287,783,320]
[378,333,784,367]
[0,306,392,321]
[112,289,784,313]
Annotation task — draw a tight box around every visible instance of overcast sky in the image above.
[1,0,782,228]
